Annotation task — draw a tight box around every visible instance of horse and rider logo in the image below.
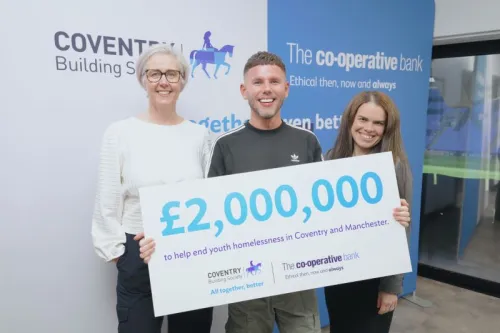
[189,30,235,79]
[246,260,262,276]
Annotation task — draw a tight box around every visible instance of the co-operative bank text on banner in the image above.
[139,152,412,316]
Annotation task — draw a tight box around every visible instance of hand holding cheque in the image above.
[138,152,412,316]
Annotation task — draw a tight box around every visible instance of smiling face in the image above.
[240,64,289,120]
[350,102,387,155]
[143,53,183,108]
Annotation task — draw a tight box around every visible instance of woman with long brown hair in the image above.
[324,90,412,333]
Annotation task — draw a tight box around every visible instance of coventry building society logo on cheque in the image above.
[207,260,263,285]
[209,260,265,296]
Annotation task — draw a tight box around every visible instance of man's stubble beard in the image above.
[248,99,284,120]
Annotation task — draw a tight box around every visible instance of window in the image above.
[419,40,500,296]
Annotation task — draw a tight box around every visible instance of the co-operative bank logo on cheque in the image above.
[282,251,361,280]
[189,31,235,79]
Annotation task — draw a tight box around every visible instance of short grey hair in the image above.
[135,43,190,90]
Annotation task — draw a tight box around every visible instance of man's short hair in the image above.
[243,51,286,75]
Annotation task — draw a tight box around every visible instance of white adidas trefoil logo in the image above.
[291,153,300,162]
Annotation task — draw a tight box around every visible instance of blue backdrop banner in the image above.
[267,0,435,328]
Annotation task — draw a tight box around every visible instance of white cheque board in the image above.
[139,152,412,316]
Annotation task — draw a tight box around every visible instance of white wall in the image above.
[434,0,500,44]
[0,1,263,333]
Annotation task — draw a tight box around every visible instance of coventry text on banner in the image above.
[139,152,412,316]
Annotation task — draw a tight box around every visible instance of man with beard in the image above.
[205,51,323,333]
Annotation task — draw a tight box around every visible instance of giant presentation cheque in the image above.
[139,152,412,316]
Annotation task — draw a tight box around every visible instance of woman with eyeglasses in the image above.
[91,44,213,333]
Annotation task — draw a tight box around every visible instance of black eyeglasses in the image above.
[145,69,183,83]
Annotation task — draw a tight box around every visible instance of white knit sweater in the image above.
[91,117,211,262]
